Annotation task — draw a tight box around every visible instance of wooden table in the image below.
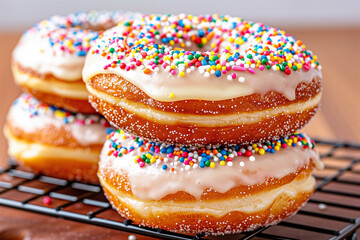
[0,28,359,239]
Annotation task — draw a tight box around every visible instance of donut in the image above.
[82,14,322,145]
[4,94,113,183]
[12,11,133,113]
[98,129,323,235]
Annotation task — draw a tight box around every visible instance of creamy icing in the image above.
[13,11,138,80]
[83,14,322,102]
[100,130,322,201]
[13,35,85,80]
[84,52,321,101]
[7,94,110,146]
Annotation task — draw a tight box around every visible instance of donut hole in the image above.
[81,20,119,32]
[52,12,123,32]
[154,33,214,53]
[152,29,251,54]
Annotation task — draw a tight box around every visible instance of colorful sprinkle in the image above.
[14,94,110,127]
[43,196,51,205]
[23,11,133,57]
[94,14,320,81]
[106,130,316,171]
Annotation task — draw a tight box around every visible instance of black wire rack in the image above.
[0,138,359,240]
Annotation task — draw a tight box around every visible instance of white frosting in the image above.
[100,135,322,201]
[70,124,107,146]
[7,95,107,146]
[13,34,85,80]
[84,50,321,101]
[83,17,322,102]
[12,11,139,81]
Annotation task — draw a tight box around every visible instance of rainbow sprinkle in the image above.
[24,11,129,56]
[106,129,315,171]
[94,14,321,80]
[14,93,111,127]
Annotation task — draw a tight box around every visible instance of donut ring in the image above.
[4,94,113,183]
[83,14,322,145]
[98,130,323,235]
[12,11,131,113]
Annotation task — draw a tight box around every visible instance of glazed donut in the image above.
[98,130,323,235]
[12,11,132,113]
[83,14,322,145]
[4,94,113,184]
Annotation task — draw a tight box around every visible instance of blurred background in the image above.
[1,0,360,31]
[0,0,359,161]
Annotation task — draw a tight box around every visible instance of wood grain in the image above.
[0,28,359,239]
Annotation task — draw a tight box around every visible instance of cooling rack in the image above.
[0,138,359,240]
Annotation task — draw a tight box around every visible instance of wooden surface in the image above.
[0,206,157,240]
[0,28,359,239]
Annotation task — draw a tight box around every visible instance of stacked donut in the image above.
[5,11,131,183]
[82,14,324,234]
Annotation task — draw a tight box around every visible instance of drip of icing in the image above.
[83,51,321,101]
[100,132,322,201]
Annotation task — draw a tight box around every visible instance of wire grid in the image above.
[0,138,359,240]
